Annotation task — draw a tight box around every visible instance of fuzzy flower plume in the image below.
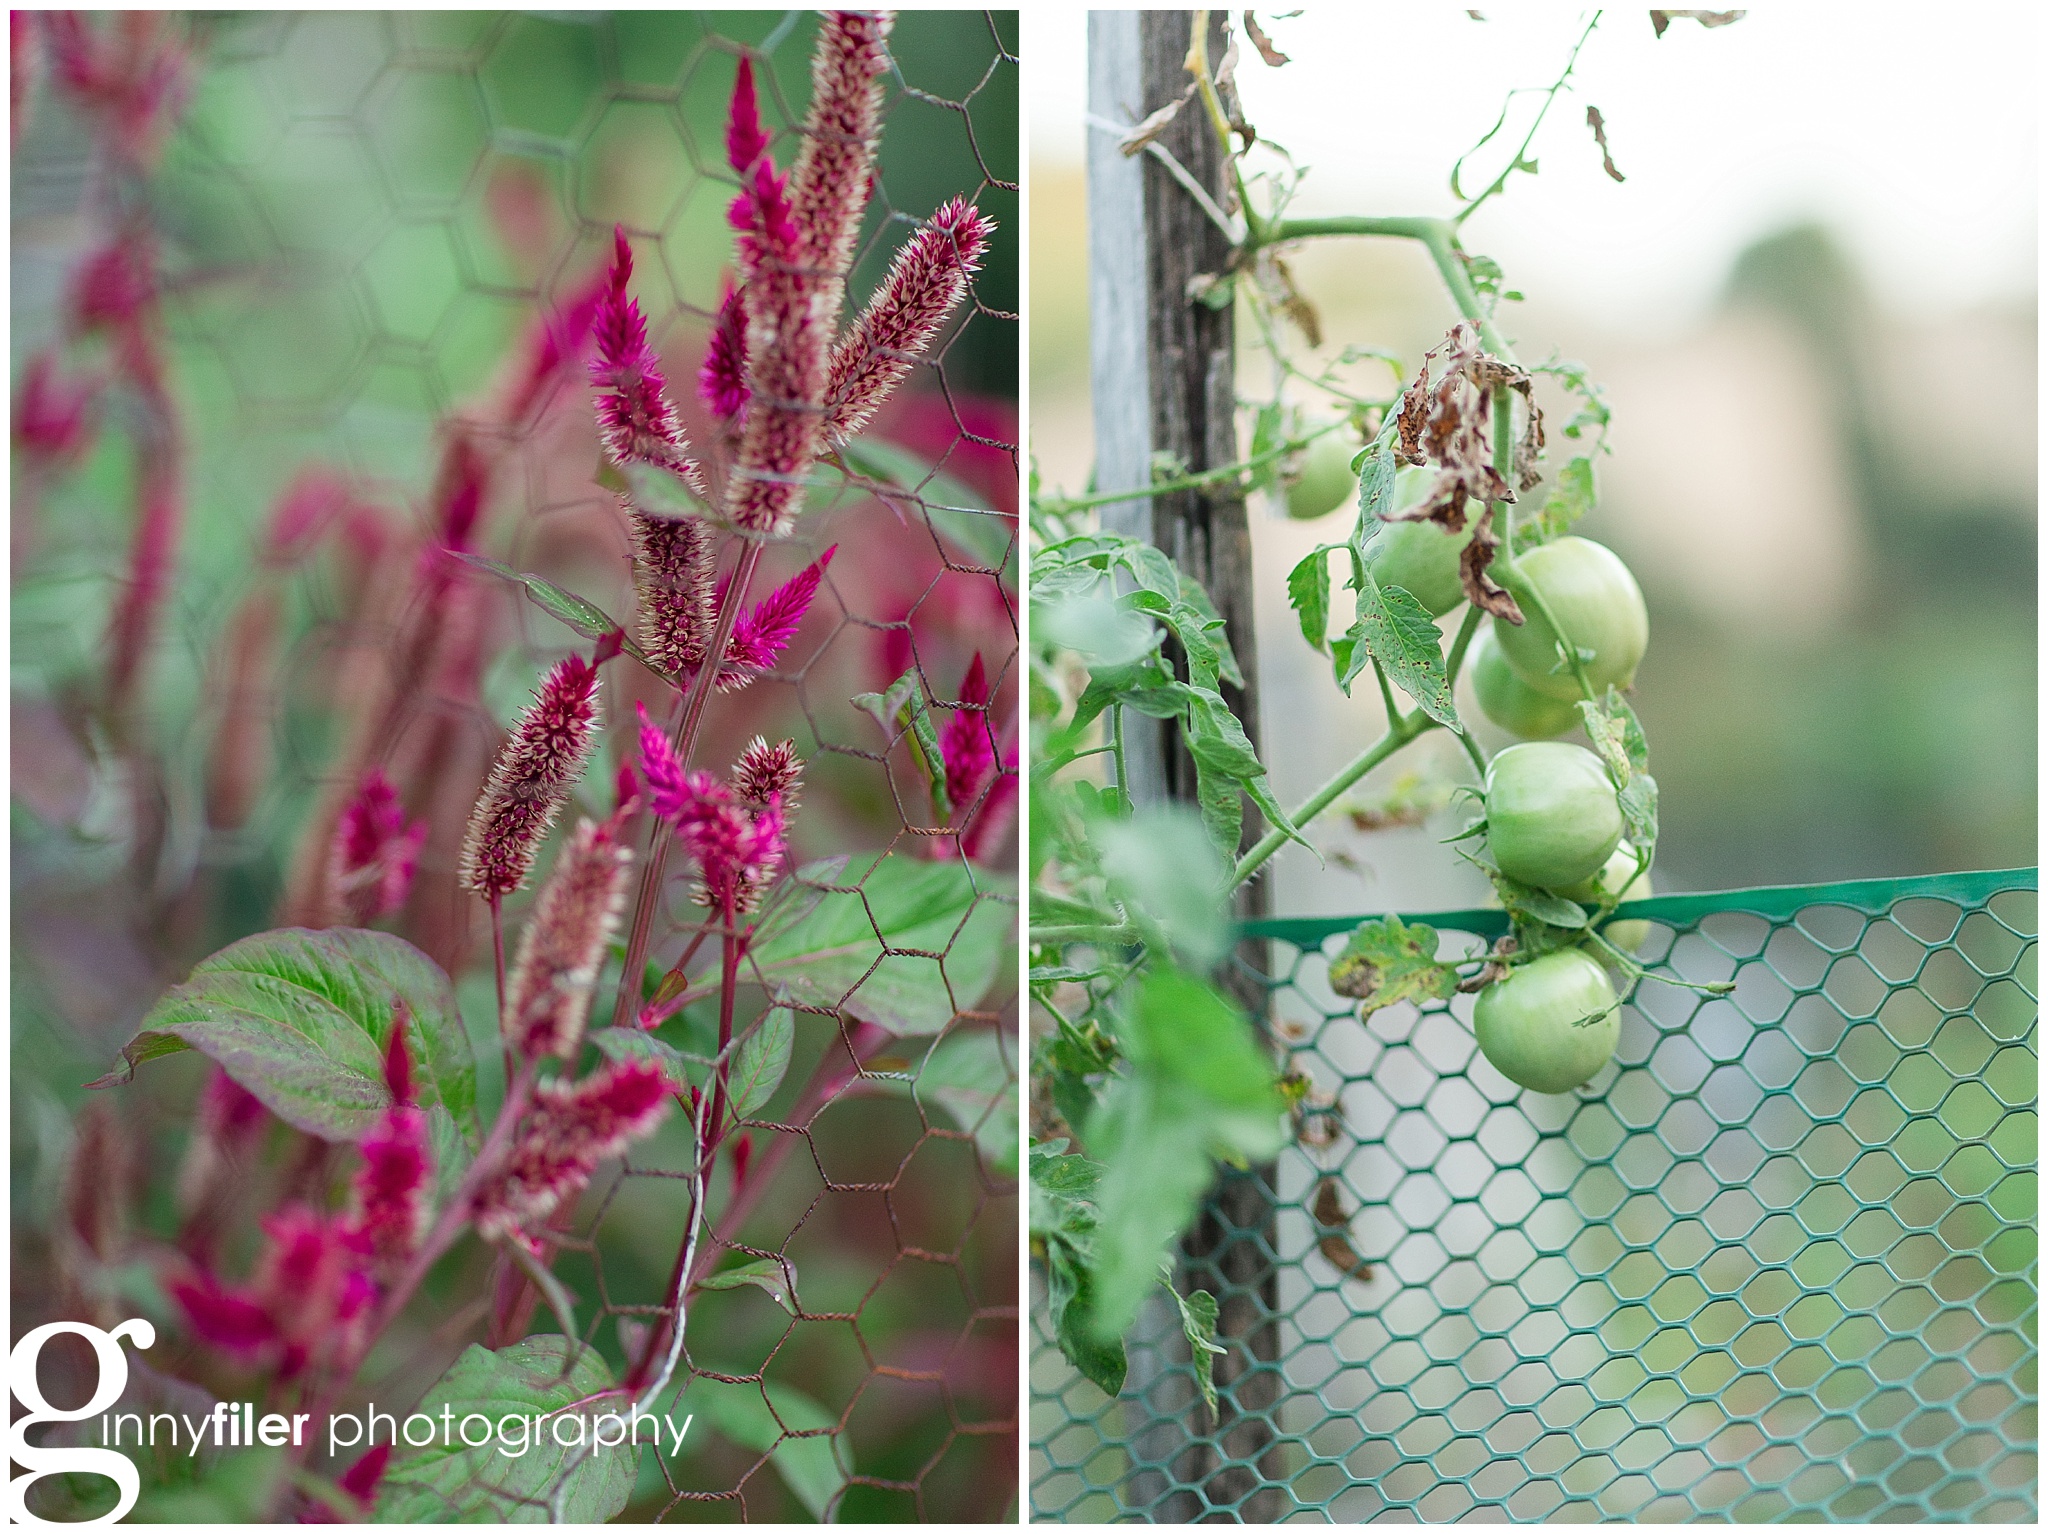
[627,505,716,678]
[13,350,99,464]
[638,706,789,915]
[170,1204,372,1380]
[589,227,703,492]
[327,768,428,927]
[733,737,804,817]
[503,817,633,1061]
[698,277,749,422]
[507,261,609,426]
[458,653,603,900]
[721,15,890,538]
[940,652,1017,863]
[474,1061,670,1239]
[342,1026,431,1278]
[720,545,836,688]
[826,197,992,443]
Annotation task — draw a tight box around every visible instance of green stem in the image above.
[1450,12,1602,228]
[1111,704,1128,799]
[1036,419,1345,517]
[1032,922,1141,947]
[1443,604,1483,690]
[1232,713,1434,888]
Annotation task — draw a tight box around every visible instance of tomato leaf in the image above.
[1346,568,1459,727]
[1169,1281,1225,1416]
[1287,546,1335,654]
[92,927,478,1153]
[1511,455,1595,555]
[726,1006,794,1120]
[375,1337,633,1524]
[1618,773,1660,852]
[1326,915,1461,1018]
[1033,1142,1125,1396]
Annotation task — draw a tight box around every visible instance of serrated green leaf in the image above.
[726,1006,794,1120]
[376,1337,632,1524]
[1512,455,1595,555]
[1325,915,1460,1018]
[1098,804,1230,967]
[1170,1283,1224,1415]
[1356,570,1458,727]
[1288,546,1334,654]
[1619,773,1659,850]
[699,1256,796,1311]
[92,928,478,1155]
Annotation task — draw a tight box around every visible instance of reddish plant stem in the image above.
[608,538,767,1032]
[489,893,511,1087]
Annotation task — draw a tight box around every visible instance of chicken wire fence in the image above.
[13,10,1017,1523]
[1030,868,2038,1522]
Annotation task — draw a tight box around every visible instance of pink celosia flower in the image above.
[168,1271,277,1356]
[458,653,604,900]
[261,467,352,568]
[106,448,181,720]
[826,197,993,444]
[67,237,155,335]
[171,1203,373,1379]
[636,706,789,915]
[588,226,703,492]
[505,262,609,426]
[431,430,489,553]
[720,545,836,687]
[198,1068,269,1149]
[960,747,1017,864]
[473,1061,671,1239]
[503,817,634,1061]
[721,15,889,539]
[725,54,772,177]
[38,11,189,168]
[327,768,428,927]
[627,505,715,678]
[13,350,99,464]
[939,653,1018,863]
[698,278,749,423]
[732,737,804,815]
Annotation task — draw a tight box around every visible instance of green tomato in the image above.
[1563,843,1655,954]
[1470,624,1580,739]
[1494,536,1648,701]
[1483,741,1624,889]
[1285,429,1360,521]
[1359,467,1478,616]
[1473,948,1621,1093]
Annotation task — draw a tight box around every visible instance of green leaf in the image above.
[1086,967,1285,1336]
[92,927,478,1153]
[837,436,1016,576]
[1355,570,1458,727]
[1181,687,1311,859]
[1287,546,1334,654]
[619,461,704,521]
[1030,1141,1125,1396]
[1512,455,1595,555]
[1170,1282,1224,1415]
[912,1025,1018,1178]
[375,1337,634,1524]
[1247,403,1284,491]
[1097,804,1231,968]
[588,1028,705,1091]
[684,1379,845,1522]
[1618,772,1660,851]
[699,1256,797,1312]
[1325,915,1461,1018]
[748,853,1015,1036]
[727,1006,794,1120]
[853,666,951,819]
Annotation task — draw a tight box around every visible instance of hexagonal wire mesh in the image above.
[13,10,1016,1522]
[1031,869,2037,1521]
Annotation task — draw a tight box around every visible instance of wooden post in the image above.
[1088,9,1283,1520]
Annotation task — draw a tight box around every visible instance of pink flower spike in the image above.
[382,1019,415,1108]
[169,1272,276,1356]
[721,546,836,688]
[613,760,641,818]
[262,468,351,568]
[588,226,703,492]
[458,653,604,900]
[959,745,1018,865]
[503,817,633,1061]
[13,350,99,463]
[339,1445,392,1511]
[725,55,770,175]
[345,1102,429,1276]
[941,653,997,810]
[732,737,804,814]
[826,197,994,444]
[474,1061,671,1238]
[698,278,750,421]
[636,701,699,822]
[330,769,428,926]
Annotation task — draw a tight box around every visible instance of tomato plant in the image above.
[1483,741,1626,889]
[1285,424,1362,520]
[1360,467,1479,616]
[1493,534,1649,700]
[1470,624,1579,739]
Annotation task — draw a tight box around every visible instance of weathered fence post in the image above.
[1088,9,1283,1519]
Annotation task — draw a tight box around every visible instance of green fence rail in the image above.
[1031,869,2038,1521]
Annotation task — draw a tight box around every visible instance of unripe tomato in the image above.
[1564,843,1655,953]
[1359,467,1477,616]
[1473,947,1621,1092]
[1483,741,1624,889]
[1494,536,1648,701]
[1470,624,1579,739]
[1285,428,1360,521]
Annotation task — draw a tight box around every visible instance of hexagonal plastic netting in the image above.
[1031,869,2037,1521]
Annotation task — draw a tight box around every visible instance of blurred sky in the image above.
[1026,5,2037,331]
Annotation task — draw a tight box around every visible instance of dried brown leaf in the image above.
[1586,104,1626,182]
[1458,934,1519,993]
[1312,1178,1374,1280]
[1270,254,1322,348]
[1461,519,1524,623]
[1119,85,1196,156]
[1243,11,1290,65]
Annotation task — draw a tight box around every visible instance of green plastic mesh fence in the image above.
[1031,868,2038,1521]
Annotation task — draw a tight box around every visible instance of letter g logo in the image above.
[8,1319,156,1527]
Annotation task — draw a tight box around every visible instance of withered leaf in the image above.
[1242,10,1289,65]
[1269,254,1322,348]
[1119,85,1196,156]
[1650,9,1746,38]
[1461,519,1524,624]
[1312,1178,1374,1281]
[1457,934,1518,994]
[1586,105,1626,183]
